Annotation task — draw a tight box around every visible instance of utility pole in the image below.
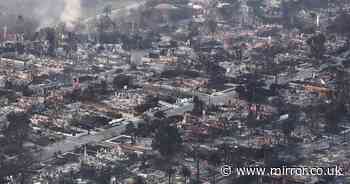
[3,25,7,41]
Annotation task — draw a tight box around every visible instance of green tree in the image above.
[328,13,350,41]
[281,0,302,27]
[4,111,31,148]
[0,150,34,183]
[192,96,204,116]
[152,123,182,159]
[181,166,191,184]
[113,74,133,89]
[133,175,146,184]
[134,95,159,114]
[207,153,221,184]
[306,33,326,59]
[45,27,57,57]
[152,119,182,184]
[206,19,217,39]
[111,164,127,184]
[166,167,176,184]
[97,4,115,43]
[96,166,112,184]
[282,118,295,144]
[247,0,266,24]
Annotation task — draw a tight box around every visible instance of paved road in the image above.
[36,116,144,162]
[36,122,128,162]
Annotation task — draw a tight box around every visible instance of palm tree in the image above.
[206,19,217,40]
[103,5,112,17]
[152,121,182,183]
[207,153,221,184]
[181,166,191,184]
[152,121,182,159]
[134,175,146,184]
[112,164,126,183]
[166,167,176,184]
[188,145,201,184]
[207,167,217,184]
[4,112,31,148]
[220,116,230,136]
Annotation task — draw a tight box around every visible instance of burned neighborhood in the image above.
[0,0,350,184]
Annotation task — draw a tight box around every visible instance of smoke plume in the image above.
[0,0,81,31]
[60,0,82,31]
[34,0,65,29]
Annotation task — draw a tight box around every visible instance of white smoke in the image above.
[0,0,83,31]
[32,0,65,30]
[60,0,81,31]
